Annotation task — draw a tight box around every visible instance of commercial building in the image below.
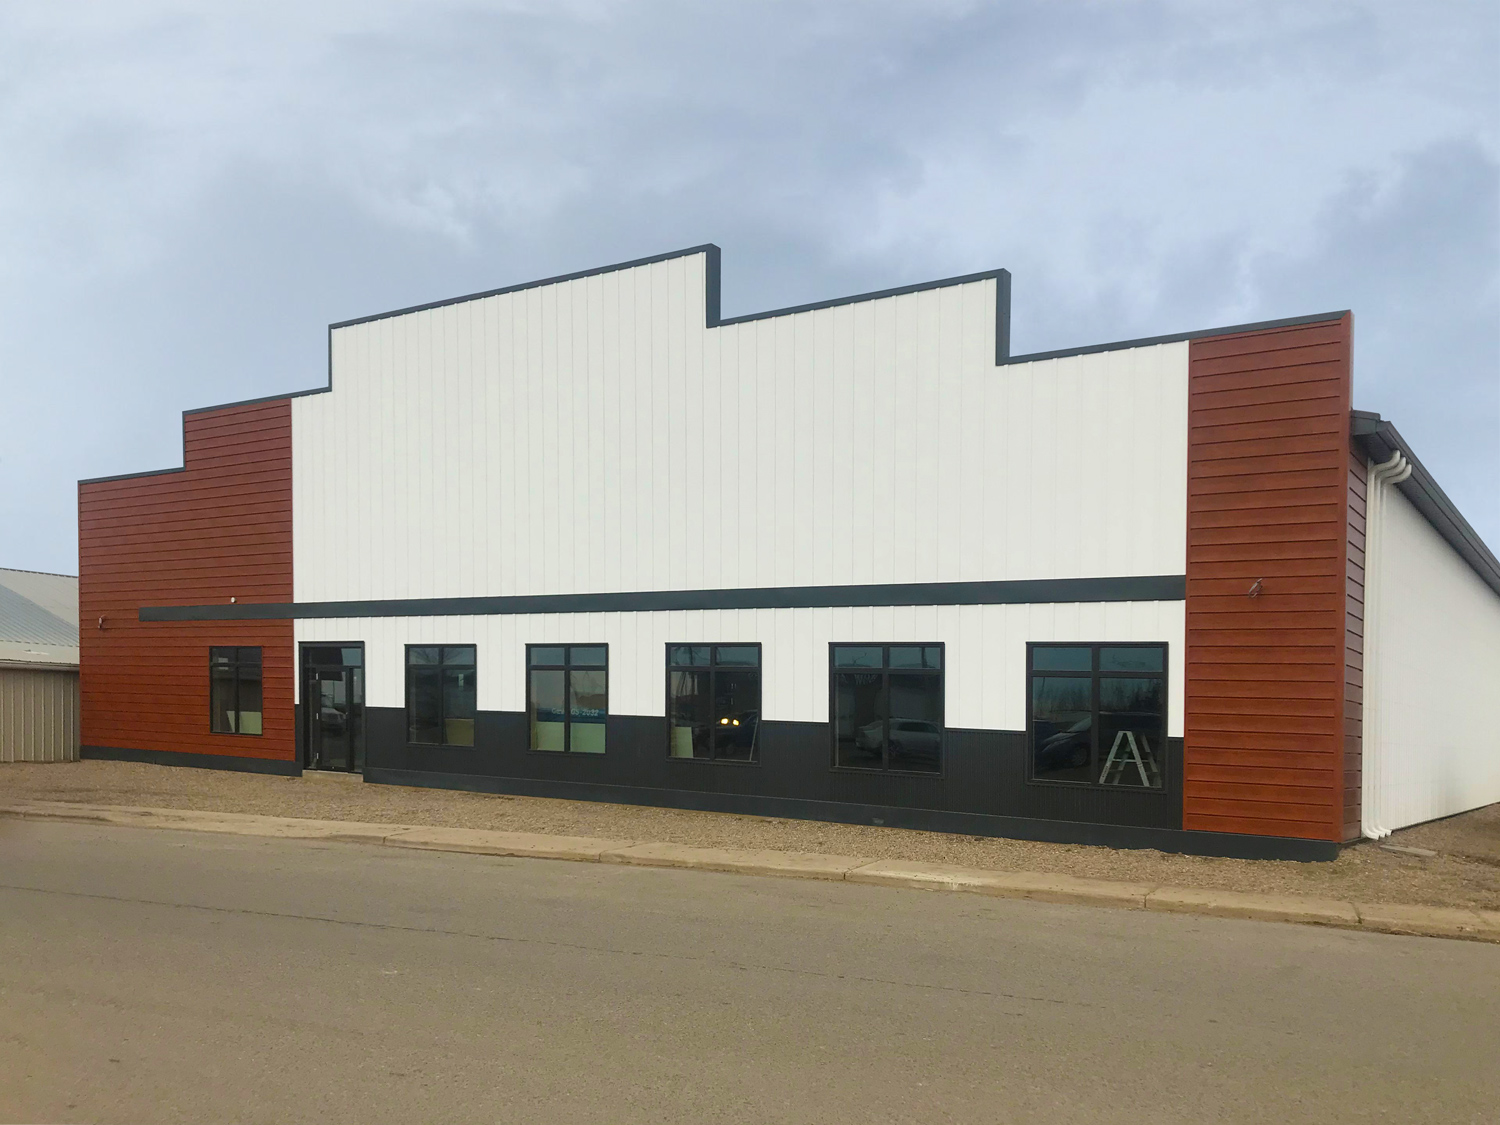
[1,567,80,762]
[78,245,1500,858]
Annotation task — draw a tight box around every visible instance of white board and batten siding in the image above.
[1365,486,1500,833]
[292,250,1189,732]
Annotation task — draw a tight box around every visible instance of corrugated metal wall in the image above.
[293,251,1189,603]
[297,600,1187,734]
[1364,485,1500,832]
[0,667,80,762]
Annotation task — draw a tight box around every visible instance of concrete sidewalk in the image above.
[4,799,1497,944]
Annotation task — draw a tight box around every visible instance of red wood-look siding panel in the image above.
[78,400,295,763]
[1184,317,1353,841]
[1343,448,1367,841]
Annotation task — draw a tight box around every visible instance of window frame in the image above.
[526,643,609,754]
[209,646,264,737]
[403,644,478,748]
[827,642,946,776]
[1025,641,1170,791]
[663,643,764,765]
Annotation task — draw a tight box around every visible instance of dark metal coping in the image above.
[139,575,1187,623]
[1352,411,1500,598]
[77,243,1349,486]
[1000,309,1349,364]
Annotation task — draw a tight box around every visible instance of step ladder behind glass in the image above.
[1098,730,1160,787]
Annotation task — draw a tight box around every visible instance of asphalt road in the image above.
[1,820,1496,1124]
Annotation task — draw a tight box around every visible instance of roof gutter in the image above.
[1350,411,1500,599]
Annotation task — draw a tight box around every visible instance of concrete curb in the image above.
[846,859,1158,908]
[602,841,866,880]
[1146,885,1359,927]
[4,800,1497,944]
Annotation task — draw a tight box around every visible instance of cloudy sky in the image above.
[2,0,1496,575]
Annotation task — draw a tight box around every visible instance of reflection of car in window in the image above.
[715,709,759,750]
[1036,717,1090,770]
[855,717,941,763]
[889,718,941,764]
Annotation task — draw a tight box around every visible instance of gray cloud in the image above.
[1,0,1495,571]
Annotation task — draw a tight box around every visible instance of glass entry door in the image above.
[301,645,365,772]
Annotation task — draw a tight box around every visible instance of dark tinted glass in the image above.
[571,646,607,667]
[1032,647,1092,672]
[529,669,567,751]
[236,661,263,735]
[1100,646,1163,673]
[1097,677,1164,787]
[668,669,712,758]
[887,645,944,670]
[442,667,477,747]
[444,646,476,666]
[340,647,363,666]
[409,647,441,665]
[569,669,607,753]
[833,646,883,669]
[210,665,236,733]
[670,646,711,667]
[711,669,760,761]
[1032,676,1094,783]
[407,667,443,744]
[715,646,759,667]
[529,647,565,667]
[210,647,261,735]
[887,672,942,772]
[834,672,884,769]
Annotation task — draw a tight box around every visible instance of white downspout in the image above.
[1362,450,1412,840]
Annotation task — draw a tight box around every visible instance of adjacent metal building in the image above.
[0,568,80,763]
[77,245,1500,858]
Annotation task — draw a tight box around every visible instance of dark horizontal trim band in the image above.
[82,744,302,776]
[364,767,1337,861]
[139,575,1187,622]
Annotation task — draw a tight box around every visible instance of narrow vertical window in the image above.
[406,645,477,747]
[830,645,943,773]
[667,645,761,762]
[209,647,263,735]
[529,645,608,753]
[1029,644,1166,788]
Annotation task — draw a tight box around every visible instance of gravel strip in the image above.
[5,760,1498,910]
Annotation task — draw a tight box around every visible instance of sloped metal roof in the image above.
[0,568,79,668]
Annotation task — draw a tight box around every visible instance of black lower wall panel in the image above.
[363,765,1332,860]
[364,709,1212,839]
[81,744,302,777]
